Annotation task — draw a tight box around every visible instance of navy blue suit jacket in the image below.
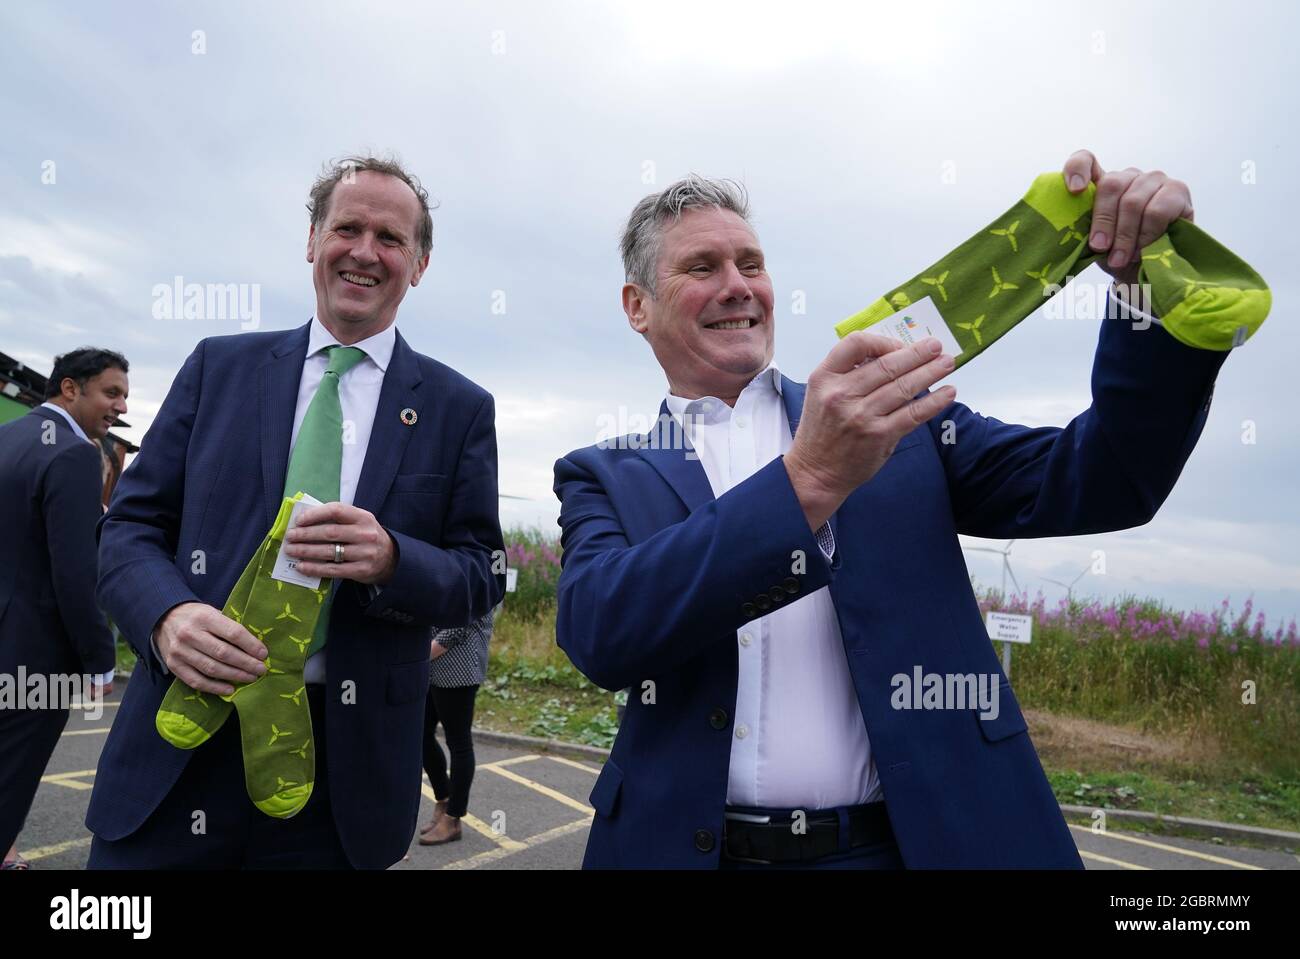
[554,297,1227,868]
[87,322,505,868]
[0,407,115,680]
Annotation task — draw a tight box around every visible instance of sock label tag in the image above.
[271,493,324,589]
[862,296,963,359]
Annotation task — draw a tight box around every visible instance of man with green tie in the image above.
[86,155,505,869]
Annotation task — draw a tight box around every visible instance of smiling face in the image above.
[60,366,128,441]
[624,206,775,404]
[306,169,430,343]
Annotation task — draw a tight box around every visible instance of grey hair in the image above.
[307,153,436,257]
[620,174,753,296]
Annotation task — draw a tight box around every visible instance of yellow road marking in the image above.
[442,816,592,870]
[40,769,97,790]
[1069,824,1265,870]
[420,783,525,850]
[483,763,592,814]
[480,754,540,770]
[1079,849,1149,870]
[19,837,93,861]
[546,755,601,775]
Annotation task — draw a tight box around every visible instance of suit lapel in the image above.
[634,380,839,539]
[634,400,714,514]
[259,323,311,529]
[353,329,422,516]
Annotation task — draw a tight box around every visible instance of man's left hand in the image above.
[283,502,398,584]
[1061,149,1195,287]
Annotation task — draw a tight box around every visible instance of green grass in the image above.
[480,608,621,747]
[1047,769,1300,840]
[1000,598,1299,776]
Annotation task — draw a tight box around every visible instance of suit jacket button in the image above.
[769,587,786,604]
[694,829,716,853]
[741,602,756,618]
[782,576,801,594]
[755,594,772,612]
[708,708,728,730]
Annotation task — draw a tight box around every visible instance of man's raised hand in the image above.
[783,332,956,530]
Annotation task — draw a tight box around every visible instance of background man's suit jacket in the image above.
[87,322,505,869]
[554,297,1227,868]
[0,407,115,680]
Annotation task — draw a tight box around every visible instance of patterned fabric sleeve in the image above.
[429,606,496,688]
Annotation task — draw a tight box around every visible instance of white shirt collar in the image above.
[307,316,396,372]
[39,401,91,444]
[665,362,783,425]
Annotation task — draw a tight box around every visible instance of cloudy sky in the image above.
[2,0,1297,627]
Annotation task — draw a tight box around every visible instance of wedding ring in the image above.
[332,543,345,564]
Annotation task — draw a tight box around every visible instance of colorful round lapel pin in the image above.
[400,408,418,426]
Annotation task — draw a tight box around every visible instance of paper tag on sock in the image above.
[862,296,963,358]
[271,493,324,589]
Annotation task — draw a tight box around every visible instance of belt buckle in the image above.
[723,811,772,824]
[723,811,776,865]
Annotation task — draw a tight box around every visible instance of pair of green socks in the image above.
[835,172,1271,365]
[155,493,328,819]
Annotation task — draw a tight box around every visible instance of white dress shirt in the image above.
[39,401,116,688]
[154,317,393,685]
[665,364,881,810]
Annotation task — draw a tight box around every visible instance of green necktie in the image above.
[284,345,366,657]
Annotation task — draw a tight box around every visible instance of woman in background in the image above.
[420,607,496,845]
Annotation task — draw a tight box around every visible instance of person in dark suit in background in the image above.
[0,348,126,869]
[86,155,505,869]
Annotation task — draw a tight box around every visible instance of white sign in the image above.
[985,611,1033,645]
[505,567,518,593]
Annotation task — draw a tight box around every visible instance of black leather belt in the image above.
[722,802,894,864]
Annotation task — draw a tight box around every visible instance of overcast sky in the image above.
[2,0,1297,627]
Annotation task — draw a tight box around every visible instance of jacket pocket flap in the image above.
[973,680,1028,742]
[392,473,445,494]
[589,758,624,817]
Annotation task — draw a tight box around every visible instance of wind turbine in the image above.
[962,538,1024,679]
[1043,562,1092,602]
[962,539,1020,601]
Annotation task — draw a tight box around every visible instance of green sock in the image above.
[154,534,265,748]
[155,493,328,819]
[834,172,1271,365]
